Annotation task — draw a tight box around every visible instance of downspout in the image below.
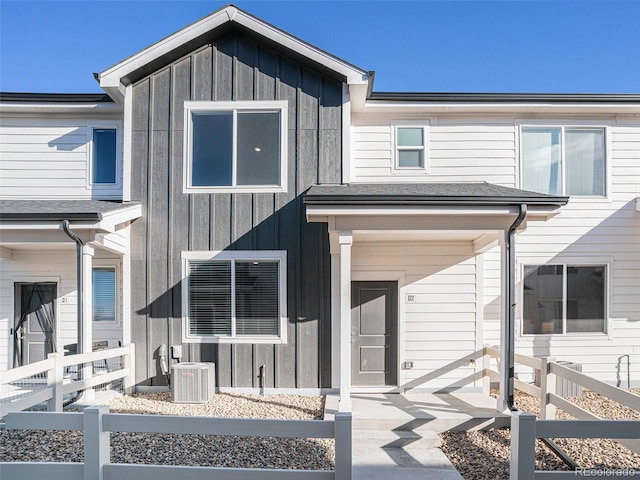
[62,220,85,355]
[505,204,527,410]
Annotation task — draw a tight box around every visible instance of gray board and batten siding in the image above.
[129,30,342,388]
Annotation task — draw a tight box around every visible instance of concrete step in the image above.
[353,414,509,433]
[352,428,442,449]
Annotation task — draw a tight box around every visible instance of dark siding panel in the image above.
[319,78,342,184]
[131,80,150,385]
[130,31,340,389]
[170,58,191,358]
[257,48,277,101]
[148,69,171,385]
[275,58,300,388]
[216,37,234,101]
[236,37,256,101]
[193,47,213,102]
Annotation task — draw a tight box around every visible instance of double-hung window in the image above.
[521,126,606,196]
[522,264,606,335]
[184,101,288,193]
[182,251,287,343]
[395,125,427,171]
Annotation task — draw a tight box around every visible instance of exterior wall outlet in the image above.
[403,361,414,369]
[171,345,182,359]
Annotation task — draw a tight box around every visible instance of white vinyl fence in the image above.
[510,413,639,479]
[0,344,135,418]
[0,406,352,480]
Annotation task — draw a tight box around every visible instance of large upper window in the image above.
[184,101,288,193]
[91,127,117,184]
[182,251,287,343]
[522,264,606,335]
[521,126,606,196]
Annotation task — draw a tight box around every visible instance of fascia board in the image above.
[99,6,368,94]
[0,102,123,115]
[357,101,640,115]
[99,204,143,232]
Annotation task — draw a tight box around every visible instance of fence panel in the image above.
[1,406,351,480]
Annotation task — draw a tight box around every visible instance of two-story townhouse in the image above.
[1,6,638,409]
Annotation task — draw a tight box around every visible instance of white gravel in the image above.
[0,392,334,470]
[440,389,640,480]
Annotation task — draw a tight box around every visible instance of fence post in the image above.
[482,345,491,395]
[334,412,352,480]
[539,356,556,420]
[124,343,136,395]
[84,406,110,480]
[47,352,64,412]
[510,412,536,480]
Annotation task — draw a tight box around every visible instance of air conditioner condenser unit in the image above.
[171,362,215,403]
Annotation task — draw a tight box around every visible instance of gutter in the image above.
[62,220,86,357]
[501,204,526,412]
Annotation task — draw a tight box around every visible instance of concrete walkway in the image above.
[325,392,507,479]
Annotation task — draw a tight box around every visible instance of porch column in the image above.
[330,232,340,390]
[80,245,95,356]
[338,231,353,412]
[498,234,509,412]
[80,245,94,396]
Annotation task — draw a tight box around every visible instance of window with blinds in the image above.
[186,255,284,341]
[93,267,116,322]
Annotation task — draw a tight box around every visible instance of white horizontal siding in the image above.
[0,116,122,199]
[352,242,479,390]
[479,121,640,384]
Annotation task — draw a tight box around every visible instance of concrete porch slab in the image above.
[325,392,509,433]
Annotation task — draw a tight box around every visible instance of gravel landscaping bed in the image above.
[0,392,334,470]
[440,389,640,480]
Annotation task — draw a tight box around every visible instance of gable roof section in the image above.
[99,4,368,103]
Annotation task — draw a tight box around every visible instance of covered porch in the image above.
[0,200,141,371]
[305,183,568,413]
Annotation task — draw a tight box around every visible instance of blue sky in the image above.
[1,0,639,94]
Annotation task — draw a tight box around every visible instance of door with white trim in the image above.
[351,281,398,386]
[13,283,57,367]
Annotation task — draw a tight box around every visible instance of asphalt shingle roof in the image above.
[0,200,140,221]
[304,183,569,206]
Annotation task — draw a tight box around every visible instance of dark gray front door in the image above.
[14,283,57,367]
[351,281,397,386]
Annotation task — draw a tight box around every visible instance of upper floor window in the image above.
[396,126,426,170]
[521,126,606,196]
[522,264,606,335]
[92,127,117,184]
[184,101,288,194]
[182,250,287,343]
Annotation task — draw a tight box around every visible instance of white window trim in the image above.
[183,100,288,194]
[87,121,122,191]
[392,122,430,175]
[517,121,611,200]
[517,257,612,338]
[91,263,119,325]
[181,250,288,344]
